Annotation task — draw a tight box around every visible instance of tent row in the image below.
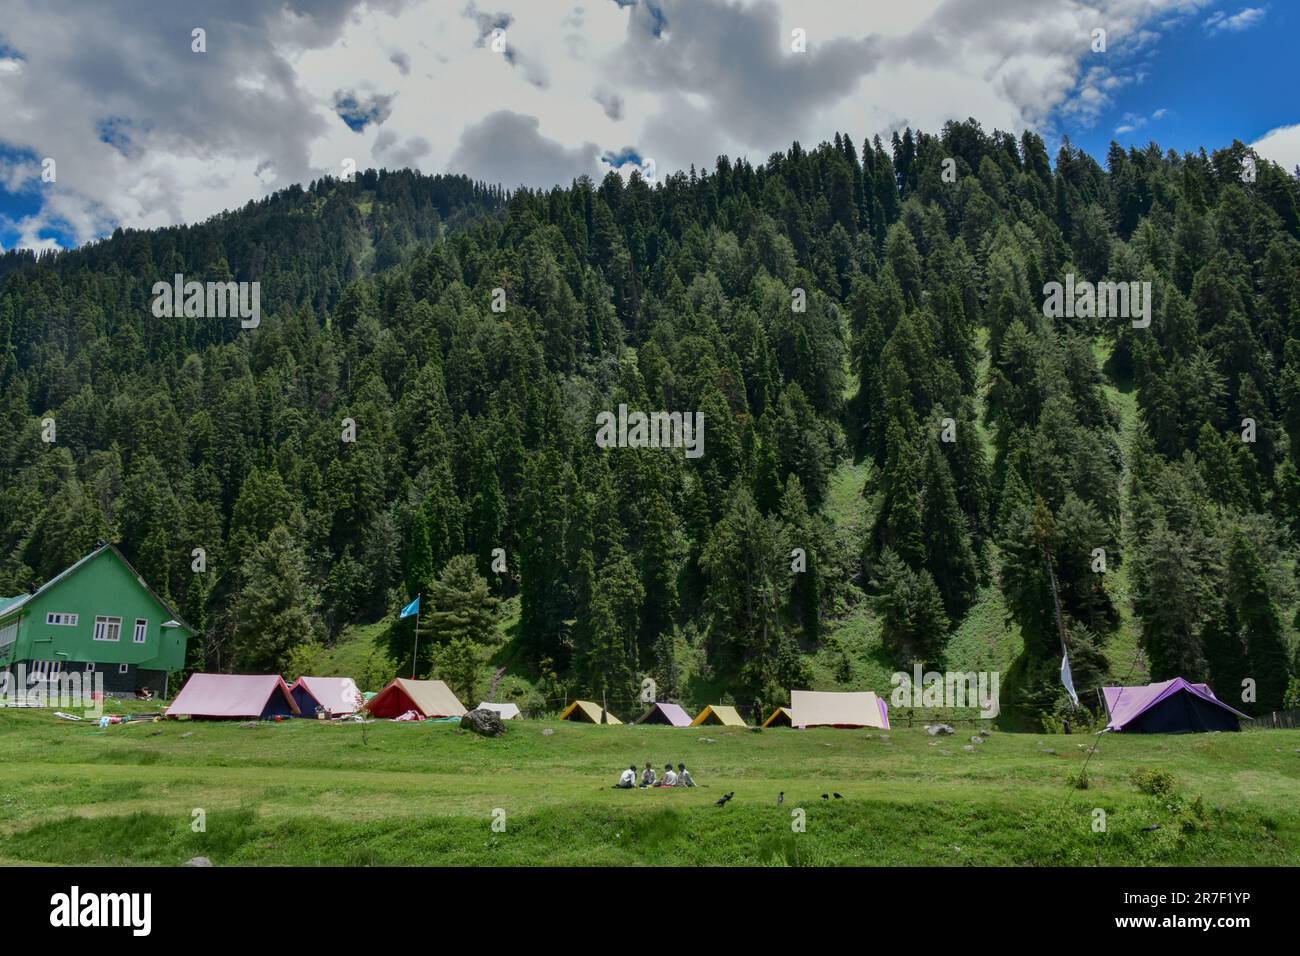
[167,674,486,721]
[162,675,1244,732]
[559,693,891,730]
[555,700,746,726]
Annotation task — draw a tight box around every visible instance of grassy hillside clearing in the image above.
[1,709,1295,866]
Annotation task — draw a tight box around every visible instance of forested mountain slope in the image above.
[2,124,1299,725]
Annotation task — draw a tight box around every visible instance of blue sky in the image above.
[1072,4,1296,162]
[0,0,1295,252]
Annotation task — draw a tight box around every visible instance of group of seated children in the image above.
[614,761,696,789]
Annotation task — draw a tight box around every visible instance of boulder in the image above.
[926,724,955,736]
[183,857,212,867]
[460,708,506,738]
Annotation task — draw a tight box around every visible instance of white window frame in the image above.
[93,616,122,642]
[85,662,95,673]
[133,619,148,644]
[0,621,16,650]
[46,612,79,626]
[118,663,129,675]
[32,659,62,680]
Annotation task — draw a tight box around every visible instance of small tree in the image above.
[436,636,479,705]
[428,554,500,646]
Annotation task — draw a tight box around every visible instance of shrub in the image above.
[1131,767,1178,798]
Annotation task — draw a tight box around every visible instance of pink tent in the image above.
[1103,677,1248,733]
[166,673,299,719]
[290,676,363,717]
[635,702,693,727]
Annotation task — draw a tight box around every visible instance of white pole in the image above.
[411,599,421,680]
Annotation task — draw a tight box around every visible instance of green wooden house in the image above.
[0,544,192,698]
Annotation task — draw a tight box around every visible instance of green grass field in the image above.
[1,709,1296,866]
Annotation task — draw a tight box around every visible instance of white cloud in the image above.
[0,0,1243,249]
[1113,106,1170,135]
[1204,6,1267,33]
[1252,123,1300,174]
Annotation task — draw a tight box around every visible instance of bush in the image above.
[1131,768,1178,799]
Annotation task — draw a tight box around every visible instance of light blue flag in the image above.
[400,596,420,619]
[1060,653,1079,707]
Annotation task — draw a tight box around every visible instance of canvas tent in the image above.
[1103,677,1248,733]
[558,700,622,724]
[690,704,747,727]
[167,673,299,719]
[291,676,363,718]
[363,678,466,719]
[762,706,795,728]
[784,689,890,729]
[476,701,521,720]
[635,702,693,727]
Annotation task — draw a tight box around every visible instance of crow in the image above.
[714,796,728,807]
[777,792,784,805]
[821,793,829,800]
[833,792,843,799]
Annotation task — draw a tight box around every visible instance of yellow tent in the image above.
[762,706,795,728]
[558,700,623,724]
[690,704,747,727]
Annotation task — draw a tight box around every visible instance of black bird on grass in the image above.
[821,793,829,800]
[714,791,734,807]
[833,792,843,799]
[777,792,784,805]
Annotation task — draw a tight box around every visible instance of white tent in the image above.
[476,701,521,720]
[291,676,364,717]
[788,689,889,729]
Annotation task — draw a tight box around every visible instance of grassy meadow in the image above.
[1,708,1296,867]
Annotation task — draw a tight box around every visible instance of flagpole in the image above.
[1041,546,1078,710]
[411,597,421,680]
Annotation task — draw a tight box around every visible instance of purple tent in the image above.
[635,702,693,727]
[1103,677,1248,733]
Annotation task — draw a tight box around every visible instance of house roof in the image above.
[0,543,193,632]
